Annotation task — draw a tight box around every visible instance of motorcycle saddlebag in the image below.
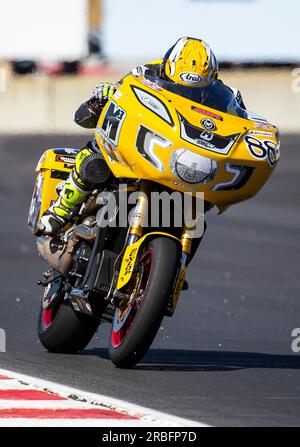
[27,148,79,231]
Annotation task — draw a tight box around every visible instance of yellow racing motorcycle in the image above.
[28,73,280,368]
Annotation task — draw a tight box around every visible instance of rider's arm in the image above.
[74,83,116,129]
[73,97,102,129]
[75,62,162,129]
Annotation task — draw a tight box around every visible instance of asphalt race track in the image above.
[0,133,299,427]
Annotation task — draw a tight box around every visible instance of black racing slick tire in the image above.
[109,236,181,368]
[38,300,99,354]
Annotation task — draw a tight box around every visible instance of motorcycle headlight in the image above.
[170,149,217,184]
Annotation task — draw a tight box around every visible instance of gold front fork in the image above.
[180,228,193,265]
[127,181,150,246]
[180,192,200,264]
[172,194,204,311]
[109,181,150,301]
[171,228,192,312]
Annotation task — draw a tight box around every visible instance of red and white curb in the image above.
[0,368,208,427]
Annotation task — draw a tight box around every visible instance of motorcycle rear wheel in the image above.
[38,299,99,354]
[109,236,181,368]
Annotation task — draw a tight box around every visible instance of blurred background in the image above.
[0,0,299,133]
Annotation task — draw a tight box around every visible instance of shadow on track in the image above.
[82,348,300,371]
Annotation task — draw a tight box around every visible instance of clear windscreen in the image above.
[145,75,249,120]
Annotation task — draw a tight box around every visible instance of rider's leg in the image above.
[36,140,112,235]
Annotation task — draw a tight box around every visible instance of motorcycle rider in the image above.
[36,36,246,236]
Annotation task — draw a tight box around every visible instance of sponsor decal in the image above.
[180,72,201,84]
[132,65,147,77]
[249,130,275,137]
[63,148,78,155]
[196,139,215,149]
[254,122,274,131]
[141,79,162,91]
[137,66,146,76]
[118,246,138,285]
[140,94,160,110]
[113,90,123,100]
[64,163,75,170]
[200,131,213,141]
[201,118,216,131]
[244,135,280,167]
[179,113,238,155]
[192,106,223,121]
[100,101,126,146]
[171,181,195,191]
[55,155,76,164]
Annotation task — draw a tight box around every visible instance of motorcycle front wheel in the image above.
[109,236,181,368]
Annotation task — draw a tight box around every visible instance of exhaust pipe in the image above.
[37,236,76,276]
[37,223,97,276]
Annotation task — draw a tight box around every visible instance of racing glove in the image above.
[92,82,116,106]
[74,82,116,129]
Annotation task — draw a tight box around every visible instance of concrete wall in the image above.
[0,69,299,134]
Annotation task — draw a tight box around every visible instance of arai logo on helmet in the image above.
[180,72,201,84]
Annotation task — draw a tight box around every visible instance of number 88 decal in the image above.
[244,135,279,167]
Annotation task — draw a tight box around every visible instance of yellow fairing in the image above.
[35,149,77,218]
[95,74,280,213]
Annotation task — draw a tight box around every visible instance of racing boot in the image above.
[35,174,90,236]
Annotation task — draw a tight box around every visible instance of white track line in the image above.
[0,380,29,390]
[0,367,209,427]
[0,400,115,409]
